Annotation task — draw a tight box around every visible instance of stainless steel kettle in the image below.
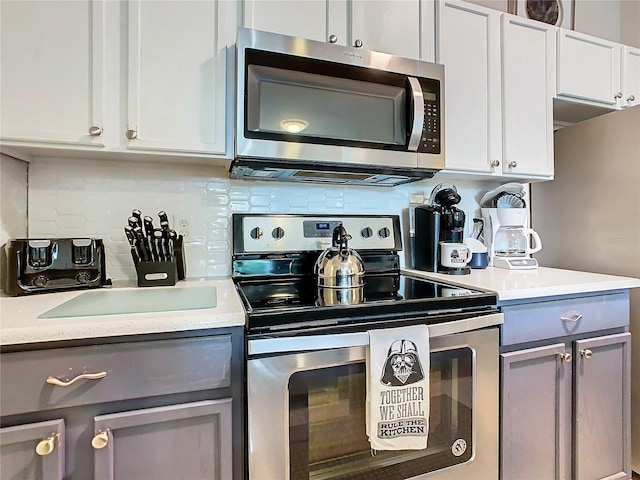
[314,225,365,288]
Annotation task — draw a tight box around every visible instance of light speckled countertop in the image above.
[403,266,640,301]
[0,278,246,346]
[4,268,639,346]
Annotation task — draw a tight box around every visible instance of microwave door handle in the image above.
[407,77,424,151]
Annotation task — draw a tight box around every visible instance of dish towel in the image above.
[366,325,430,451]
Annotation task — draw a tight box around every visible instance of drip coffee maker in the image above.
[481,208,542,269]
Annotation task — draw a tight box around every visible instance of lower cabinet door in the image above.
[93,399,232,480]
[0,419,65,480]
[574,332,631,480]
[500,343,571,480]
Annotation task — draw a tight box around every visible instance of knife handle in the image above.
[158,211,169,225]
[154,229,166,261]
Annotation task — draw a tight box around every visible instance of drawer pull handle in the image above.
[560,314,583,322]
[35,435,57,456]
[580,349,593,359]
[558,352,572,363]
[91,430,110,449]
[46,371,107,387]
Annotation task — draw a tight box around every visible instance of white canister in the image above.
[439,242,471,268]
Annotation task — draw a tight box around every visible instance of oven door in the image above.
[247,314,501,480]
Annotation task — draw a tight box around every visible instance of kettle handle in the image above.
[525,228,543,254]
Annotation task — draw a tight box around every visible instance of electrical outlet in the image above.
[176,219,190,238]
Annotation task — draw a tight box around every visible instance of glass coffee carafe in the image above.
[493,225,542,258]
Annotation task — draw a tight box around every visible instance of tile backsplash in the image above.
[26,157,501,281]
[0,155,28,245]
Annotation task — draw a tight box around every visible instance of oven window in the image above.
[289,348,473,480]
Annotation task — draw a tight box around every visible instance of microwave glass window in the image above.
[288,347,473,480]
[247,65,406,145]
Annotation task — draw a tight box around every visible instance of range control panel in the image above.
[234,215,402,254]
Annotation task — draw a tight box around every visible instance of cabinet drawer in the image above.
[501,293,629,346]
[1,335,232,417]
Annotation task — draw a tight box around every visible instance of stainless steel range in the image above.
[232,214,503,480]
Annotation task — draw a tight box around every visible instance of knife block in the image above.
[133,236,186,287]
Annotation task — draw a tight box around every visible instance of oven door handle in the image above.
[248,312,503,356]
[407,77,424,151]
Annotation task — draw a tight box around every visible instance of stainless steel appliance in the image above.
[233,214,503,480]
[232,28,445,186]
[2,238,110,296]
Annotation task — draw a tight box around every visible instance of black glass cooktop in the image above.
[235,273,497,334]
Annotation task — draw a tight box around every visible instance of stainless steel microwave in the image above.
[231,28,445,187]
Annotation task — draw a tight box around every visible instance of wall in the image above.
[27,157,501,283]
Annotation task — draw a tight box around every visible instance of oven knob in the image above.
[378,227,391,238]
[33,275,48,287]
[76,271,91,284]
[249,227,263,240]
[361,227,373,239]
[272,227,285,240]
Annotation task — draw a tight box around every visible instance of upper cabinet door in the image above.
[351,0,428,60]
[501,15,555,177]
[621,46,640,109]
[126,0,232,155]
[0,0,106,147]
[436,0,502,174]
[556,29,622,107]
[243,0,347,45]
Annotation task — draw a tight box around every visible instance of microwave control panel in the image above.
[417,80,441,154]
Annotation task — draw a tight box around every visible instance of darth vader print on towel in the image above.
[380,339,425,386]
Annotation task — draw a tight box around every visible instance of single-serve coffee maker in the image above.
[481,208,542,269]
[413,185,471,275]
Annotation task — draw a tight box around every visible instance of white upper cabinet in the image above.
[243,0,347,45]
[0,0,106,148]
[243,0,434,61]
[437,1,554,179]
[0,0,235,161]
[125,0,233,155]
[621,46,640,109]
[501,15,555,177]
[436,0,502,174]
[556,29,622,108]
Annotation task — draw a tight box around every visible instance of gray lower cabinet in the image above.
[93,399,232,480]
[0,327,244,480]
[500,292,632,480]
[1,419,65,480]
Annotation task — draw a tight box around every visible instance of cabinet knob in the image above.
[558,352,572,363]
[490,160,500,167]
[46,371,107,387]
[328,34,338,44]
[35,435,57,456]
[354,39,363,48]
[126,129,138,140]
[508,161,518,168]
[560,313,583,322]
[614,92,623,99]
[628,95,636,102]
[580,349,593,359]
[89,126,103,137]
[92,431,110,449]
